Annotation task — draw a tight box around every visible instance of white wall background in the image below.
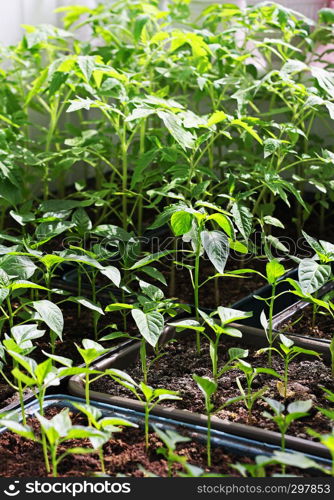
[0,1,329,46]
[0,0,96,45]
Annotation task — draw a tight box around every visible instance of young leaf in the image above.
[32,300,64,340]
[298,259,331,294]
[201,230,229,274]
[171,211,193,236]
[131,309,164,347]
[231,203,253,241]
[266,259,285,284]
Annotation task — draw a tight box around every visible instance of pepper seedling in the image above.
[262,398,313,474]
[153,424,190,478]
[72,402,137,474]
[234,360,281,424]
[170,306,251,382]
[257,334,320,399]
[105,368,181,451]
[192,374,243,467]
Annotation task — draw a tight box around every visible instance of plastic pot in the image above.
[272,285,334,346]
[68,325,331,460]
[1,394,331,470]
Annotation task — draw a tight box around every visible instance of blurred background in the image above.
[0,1,330,45]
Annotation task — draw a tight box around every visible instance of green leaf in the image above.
[0,255,37,280]
[140,266,167,286]
[71,208,92,234]
[171,211,193,236]
[32,300,64,340]
[77,56,95,82]
[134,14,149,42]
[264,397,284,416]
[231,202,253,241]
[263,216,284,229]
[34,221,74,247]
[207,213,234,237]
[217,306,252,325]
[192,374,217,399]
[298,259,331,294]
[319,8,334,24]
[131,309,164,347]
[139,280,164,301]
[272,451,323,470]
[129,250,173,270]
[168,319,205,332]
[0,420,35,440]
[69,297,104,316]
[287,400,313,414]
[105,303,134,312]
[231,119,262,144]
[201,230,229,274]
[279,334,294,348]
[207,111,227,127]
[228,347,248,361]
[100,266,121,287]
[266,259,285,284]
[157,111,195,150]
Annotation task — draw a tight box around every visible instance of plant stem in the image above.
[51,447,58,477]
[194,228,201,354]
[6,297,13,333]
[39,392,50,473]
[140,339,148,385]
[77,270,82,318]
[99,447,106,474]
[330,336,334,377]
[121,126,128,230]
[207,411,211,467]
[137,119,146,237]
[268,283,276,367]
[284,358,289,400]
[144,404,149,451]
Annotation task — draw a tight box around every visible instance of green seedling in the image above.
[257,334,320,399]
[263,398,313,474]
[234,360,281,424]
[192,374,242,468]
[72,402,137,474]
[170,306,251,381]
[36,408,104,477]
[153,425,190,477]
[105,368,181,451]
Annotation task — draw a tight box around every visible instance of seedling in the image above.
[234,360,281,424]
[192,374,242,467]
[150,202,252,352]
[234,450,328,477]
[255,259,288,366]
[36,408,104,477]
[262,398,313,473]
[72,402,137,474]
[153,425,190,477]
[170,307,251,381]
[75,339,111,409]
[105,280,189,384]
[257,334,319,399]
[105,368,181,451]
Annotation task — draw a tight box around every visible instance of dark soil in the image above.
[277,305,333,341]
[0,404,252,477]
[92,335,334,439]
[0,405,314,477]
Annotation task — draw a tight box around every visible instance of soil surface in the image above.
[277,305,333,341]
[92,335,334,439]
[0,405,314,477]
